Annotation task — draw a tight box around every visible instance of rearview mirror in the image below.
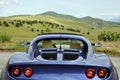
[20,41,30,46]
[91,42,102,47]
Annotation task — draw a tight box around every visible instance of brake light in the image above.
[97,68,107,78]
[11,67,21,77]
[23,67,33,77]
[85,68,95,78]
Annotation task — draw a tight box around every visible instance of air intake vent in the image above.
[63,49,79,60]
[41,49,57,60]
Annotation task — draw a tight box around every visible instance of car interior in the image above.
[36,39,85,61]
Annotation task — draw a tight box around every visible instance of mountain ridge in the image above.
[37,11,120,28]
[39,11,78,20]
[110,16,120,22]
[1,11,120,28]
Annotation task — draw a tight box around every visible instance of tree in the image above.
[0,21,2,26]
[15,23,19,27]
[41,30,44,34]
[31,28,34,32]
[87,32,90,35]
[3,21,9,27]
[15,23,23,27]
[36,29,39,32]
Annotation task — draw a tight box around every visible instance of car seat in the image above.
[42,40,53,48]
[70,43,80,49]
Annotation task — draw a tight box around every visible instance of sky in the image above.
[0,0,120,20]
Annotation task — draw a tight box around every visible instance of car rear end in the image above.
[6,48,114,80]
[3,34,118,80]
[6,61,113,80]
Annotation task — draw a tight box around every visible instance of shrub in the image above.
[98,31,120,41]
[46,28,52,32]
[0,34,11,43]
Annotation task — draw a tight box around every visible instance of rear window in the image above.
[37,38,84,49]
[36,38,87,60]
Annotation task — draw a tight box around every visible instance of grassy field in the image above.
[0,13,120,56]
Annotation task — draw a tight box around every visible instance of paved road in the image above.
[110,57,120,79]
[0,52,120,79]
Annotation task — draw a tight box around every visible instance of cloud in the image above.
[0,0,6,4]
[98,13,120,20]
[11,0,22,6]
[0,0,22,17]
[0,0,22,5]
[60,0,82,8]
[100,13,120,16]
[7,9,14,14]
[0,2,5,4]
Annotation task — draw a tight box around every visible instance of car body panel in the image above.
[0,33,119,80]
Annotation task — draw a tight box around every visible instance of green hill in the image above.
[0,11,120,55]
[0,11,120,40]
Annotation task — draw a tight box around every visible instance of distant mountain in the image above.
[109,17,120,22]
[79,16,104,22]
[40,12,120,27]
[1,11,120,28]
[78,16,108,28]
[39,11,77,20]
[9,14,32,17]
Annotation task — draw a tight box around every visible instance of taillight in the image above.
[11,67,21,77]
[85,68,95,79]
[23,67,33,77]
[97,68,107,78]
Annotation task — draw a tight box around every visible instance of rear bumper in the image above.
[1,66,119,80]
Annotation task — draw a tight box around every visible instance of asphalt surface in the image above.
[0,52,120,79]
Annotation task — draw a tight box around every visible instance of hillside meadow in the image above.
[0,12,120,56]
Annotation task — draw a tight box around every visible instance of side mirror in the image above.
[20,41,30,46]
[91,42,102,47]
